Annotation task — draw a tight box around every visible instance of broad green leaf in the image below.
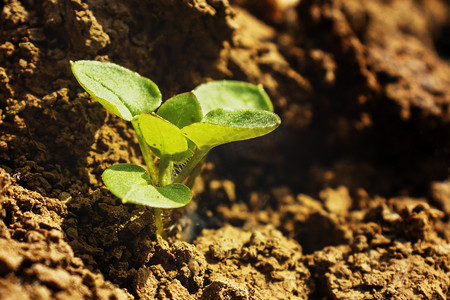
[102,163,192,208]
[181,109,280,150]
[193,80,273,115]
[203,108,280,128]
[157,92,202,128]
[102,163,150,200]
[71,60,161,121]
[126,183,192,208]
[137,113,190,162]
[157,92,202,156]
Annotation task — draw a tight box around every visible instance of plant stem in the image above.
[155,158,173,238]
[131,119,158,186]
[158,157,173,187]
[153,207,164,237]
[173,148,209,184]
[132,119,166,237]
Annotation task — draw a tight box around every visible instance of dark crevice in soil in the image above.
[434,23,450,59]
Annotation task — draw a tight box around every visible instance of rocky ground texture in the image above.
[0,0,449,299]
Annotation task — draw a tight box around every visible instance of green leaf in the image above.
[193,80,273,115]
[137,113,190,162]
[181,109,281,150]
[203,108,280,128]
[102,163,150,200]
[157,92,203,128]
[157,92,202,156]
[71,60,161,121]
[127,183,192,208]
[102,164,192,208]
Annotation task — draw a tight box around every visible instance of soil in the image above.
[0,0,449,299]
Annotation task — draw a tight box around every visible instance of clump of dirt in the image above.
[212,183,450,299]
[131,236,208,299]
[195,224,312,299]
[304,196,450,299]
[0,169,131,299]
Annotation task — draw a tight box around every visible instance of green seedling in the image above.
[71,60,281,236]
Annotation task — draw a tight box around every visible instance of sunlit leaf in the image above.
[102,164,192,208]
[137,113,190,162]
[126,183,192,208]
[157,92,202,155]
[71,60,161,121]
[193,80,273,115]
[181,109,280,151]
[157,92,202,128]
[102,163,150,199]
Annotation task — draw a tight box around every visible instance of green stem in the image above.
[132,119,166,237]
[153,207,164,237]
[131,119,158,186]
[155,159,171,238]
[173,148,209,184]
[158,157,173,187]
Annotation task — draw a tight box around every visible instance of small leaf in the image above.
[102,164,192,208]
[181,109,280,150]
[157,92,202,156]
[157,92,203,128]
[203,108,280,128]
[102,163,151,200]
[137,113,190,162]
[126,183,192,208]
[71,60,161,121]
[193,80,273,115]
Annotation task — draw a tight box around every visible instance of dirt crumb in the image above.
[200,278,249,300]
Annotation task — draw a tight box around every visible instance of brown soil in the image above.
[1,0,449,299]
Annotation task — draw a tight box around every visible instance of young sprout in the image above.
[71,60,281,237]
